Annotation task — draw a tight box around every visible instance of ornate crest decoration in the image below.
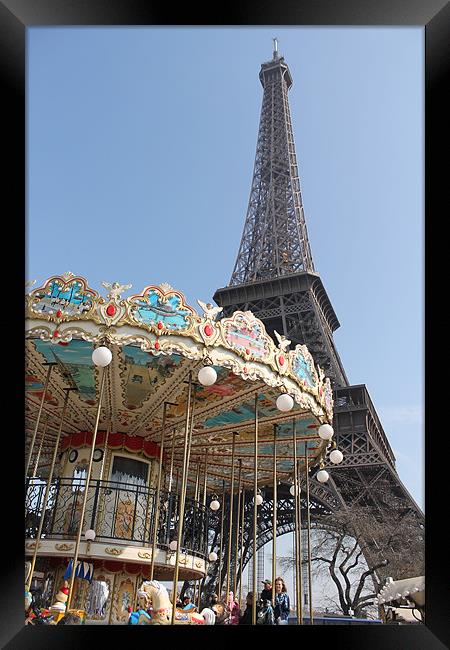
[128,286,196,334]
[291,344,319,392]
[221,311,272,361]
[27,274,99,320]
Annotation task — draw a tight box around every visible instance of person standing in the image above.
[260,579,272,601]
[239,592,254,625]
[273,577,290,625]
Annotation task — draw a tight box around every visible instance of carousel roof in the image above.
[25,273,334,492]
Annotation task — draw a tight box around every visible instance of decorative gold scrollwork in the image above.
[105,547,123,556]
[138,552,152,559]
[55,543,74,552]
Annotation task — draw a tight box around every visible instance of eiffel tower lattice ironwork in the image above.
[208,41,424,602]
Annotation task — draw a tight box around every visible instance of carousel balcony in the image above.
[25,477,213,580]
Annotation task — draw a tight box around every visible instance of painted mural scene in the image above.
[25,39,424,626]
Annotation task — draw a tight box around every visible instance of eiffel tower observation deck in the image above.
[214,40,424,583]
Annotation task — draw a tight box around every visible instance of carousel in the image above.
[25,273,339,625]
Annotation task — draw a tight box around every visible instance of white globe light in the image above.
[316,469,329,483]
[208,552,218,562]
[289,484,301,496]
[329,449,343,464]
[276,393,294,412]
[84,529,96,541]
[198,366,217,386]
[169,540,178,551]
[210,499,220,511]
[254,494,263,506]
[92,346,112,367]
[318,424,334,440]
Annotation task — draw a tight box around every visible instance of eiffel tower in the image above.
[210,40,424,597]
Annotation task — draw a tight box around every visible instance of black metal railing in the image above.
[25,477,210,559]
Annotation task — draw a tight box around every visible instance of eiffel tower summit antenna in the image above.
[273,36,279,60]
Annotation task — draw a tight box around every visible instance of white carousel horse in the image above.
[136,580,216,625]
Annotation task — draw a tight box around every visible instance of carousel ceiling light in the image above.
[169,540,178,551]
[316,469,329,483]
[92,346,113,367]
[198,366,217,386]
[289,484,301,496]
[208,552,218,562]
[329,449,344,464]
[276,393,294,412]
[318,424,334,440]
[84,529,96,541]
[254,494,263,506]
[209,499,220,511]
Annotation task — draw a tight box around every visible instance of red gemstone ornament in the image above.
[59,341,69,346]
[106,304,116,317]
[279,355,285,366]
[204,325,213,337]
[245,348,250,355]
[56,310,62,318]
[53,330,59,338]
[154,341,160,350]
[157,321,163,330]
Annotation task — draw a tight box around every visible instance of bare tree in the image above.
[278,503,424,618]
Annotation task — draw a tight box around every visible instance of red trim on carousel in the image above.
[61,431,165,461]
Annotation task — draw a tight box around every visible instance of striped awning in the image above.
[64,559,94,582]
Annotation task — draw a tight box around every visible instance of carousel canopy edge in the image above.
[25,274,334,421]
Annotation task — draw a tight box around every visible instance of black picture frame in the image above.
[92,448,104,463]
[68,449,78,464]
[8,1,448,647]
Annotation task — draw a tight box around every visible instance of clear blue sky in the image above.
[27,27,423,516]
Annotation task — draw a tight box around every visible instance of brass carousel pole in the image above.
[233,458,242,595]
[272,424,277,609]
[26,362,55,476]
[184,384,197,498]
[170,372,193,625]
[225,431,238,600]
[92,420,111,540]
[305,444,313,624]
[202,448,208,506]
[292,418,302,624]
[194,462,201,501]
[197,449,208,610]
[297,457,304,624]
[98,421,110,482]
[32,415,49,477]
[217,480,225,598]
[238,487,245,607]
[167,428,176,492]
[150,401,176,580]
[67,362,108,610]
[26,387,72,591]
[252,394,259,625]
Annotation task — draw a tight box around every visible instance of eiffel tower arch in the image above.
[212,42,424,597]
